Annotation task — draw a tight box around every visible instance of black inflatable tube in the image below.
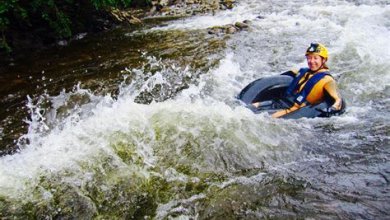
[237,75,346,119]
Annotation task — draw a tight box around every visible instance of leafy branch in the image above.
[0,0,150,52]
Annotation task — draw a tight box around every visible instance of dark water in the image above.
[0,22,226,155]
[0,0,389,219]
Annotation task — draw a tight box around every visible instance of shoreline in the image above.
[0,0,237,65]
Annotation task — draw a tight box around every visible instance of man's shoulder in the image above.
[322,74,335,83]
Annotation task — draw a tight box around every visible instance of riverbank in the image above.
[0,0,236,65]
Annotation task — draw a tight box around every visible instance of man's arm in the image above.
[324,80,342,110]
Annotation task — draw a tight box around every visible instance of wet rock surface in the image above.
[207,20,251,35]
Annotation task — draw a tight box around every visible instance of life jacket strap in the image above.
[286,68,331,105]
[286,68,310,96]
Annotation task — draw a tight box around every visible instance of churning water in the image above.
[0,0,389,218]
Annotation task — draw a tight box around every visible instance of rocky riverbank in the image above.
[148,0,236,16]
[111,0,251,36]
[110,0,239,26]
[1,0,239,66]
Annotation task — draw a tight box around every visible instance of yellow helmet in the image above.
[305,43,328,59]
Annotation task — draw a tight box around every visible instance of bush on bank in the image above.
[0,0,151,53]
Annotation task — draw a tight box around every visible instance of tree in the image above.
[0,0,150,53]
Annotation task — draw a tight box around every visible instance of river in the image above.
[0,0,389,218]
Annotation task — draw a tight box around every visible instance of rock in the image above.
[154,4,164,11]
[160,0,170,6]
[207,26,224,35]
[186,9,193,14]
[110,9,124,21]
[110,8,143,25]
[234,21,249,29]
[57,40,68,46]
[225,25,238,34]
[207,20,250,36]
[129,16,142,25]
[208,29,216,34]
[204,0,219,9]
[222,0,235,9]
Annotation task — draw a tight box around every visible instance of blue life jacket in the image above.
[286,68,331,105]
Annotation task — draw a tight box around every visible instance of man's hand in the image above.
[316,106,340,117]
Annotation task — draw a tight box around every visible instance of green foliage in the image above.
[0,0,151,52]
[91,0,133,9]
[0,0,22,52]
